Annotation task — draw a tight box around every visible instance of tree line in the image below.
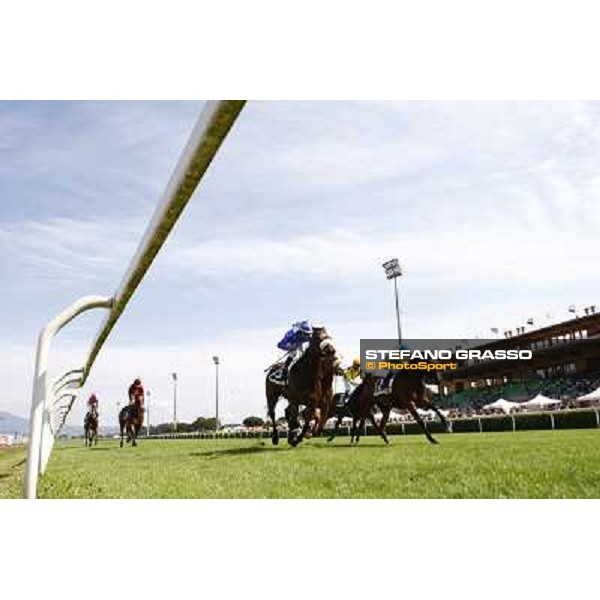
[148,415,271,434]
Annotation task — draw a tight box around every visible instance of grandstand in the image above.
[437,311,600,410]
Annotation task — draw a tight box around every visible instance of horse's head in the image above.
[312,326,329,343]
[317,338,342,380]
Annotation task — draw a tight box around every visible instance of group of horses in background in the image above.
[265,327,450,447]
[82,397,145,448]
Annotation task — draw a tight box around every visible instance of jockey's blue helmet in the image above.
[299,320,312,334]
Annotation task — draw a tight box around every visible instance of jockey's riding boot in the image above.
[280,356,293,381]
[280,365,288,381]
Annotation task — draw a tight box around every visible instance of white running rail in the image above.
[24,100,246,498]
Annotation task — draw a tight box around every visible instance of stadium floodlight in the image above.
[381,258,403,345]
[171,373,178,432]
[212,357,220,432]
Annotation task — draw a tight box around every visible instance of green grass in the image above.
[2,429,600,498]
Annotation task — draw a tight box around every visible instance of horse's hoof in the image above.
[430,438,439,445]
[272,437,279,446]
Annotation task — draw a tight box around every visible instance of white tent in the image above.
[574,386,600,402]
[520,393,561,410]
[482,398,520,413]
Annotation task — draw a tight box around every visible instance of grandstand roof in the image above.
[481,312,600,349]
[440,312,600,381]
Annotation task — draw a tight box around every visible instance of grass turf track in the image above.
[1,429,600,499]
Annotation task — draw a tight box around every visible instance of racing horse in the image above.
[326,372,389,445]
[265,326,338,447]
[328,369,451,445]
[119,396,144,448]
[376,370,451,444]
[84,406,99,447]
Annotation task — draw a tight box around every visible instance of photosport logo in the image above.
[360,339,534,376]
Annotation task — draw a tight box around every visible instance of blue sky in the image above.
[1,101,599,425]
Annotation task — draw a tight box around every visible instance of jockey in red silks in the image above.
[128,378,145,405]
[87,393,99,411]
[86,394,99,425]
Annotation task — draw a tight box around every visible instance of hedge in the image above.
[150,409,599,440]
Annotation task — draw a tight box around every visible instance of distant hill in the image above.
[0,411,28,434]
[0,411,121,437]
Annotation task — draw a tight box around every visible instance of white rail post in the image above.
[25,295,113,499]
[25,101,245,499]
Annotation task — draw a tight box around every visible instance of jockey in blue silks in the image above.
[378,342,411,392]
[276,320,313,380]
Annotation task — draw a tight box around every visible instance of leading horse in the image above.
[265,326,339,447]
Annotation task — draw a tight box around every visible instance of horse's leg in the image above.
[407,404,438,444]
[267,390,280,446]
[327,407,344,443]
[426,402,451,433]
[379,406,391,439]
[294,404,314,446]
[350,414,359,444]
[368,410,389,445]
[315,393,333,437]
[285,403,298,446]
[119,420,124,448]
[355,416,366,445]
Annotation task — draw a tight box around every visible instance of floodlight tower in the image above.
[171,373,178,432]
[382,258,403,345]
[212,356,220,433]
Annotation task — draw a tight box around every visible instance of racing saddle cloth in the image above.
[268,352,304,385]
[373,373,396,397]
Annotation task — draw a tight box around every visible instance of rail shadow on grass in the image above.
[57,445,111,452]
[190,445,287,459]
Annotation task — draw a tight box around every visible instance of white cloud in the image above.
[0,217,138,287]
[2,101,600,433]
